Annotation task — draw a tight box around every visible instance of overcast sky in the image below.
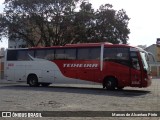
[0,0,160,48]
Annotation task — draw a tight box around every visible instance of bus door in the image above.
[130,52,142,87]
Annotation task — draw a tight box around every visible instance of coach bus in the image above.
[4,42,152,89]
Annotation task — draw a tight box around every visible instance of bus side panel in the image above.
[6,69,15,81]
[5,62,15,82]
[14,62,26,82]
[42,70,54,83]
[25,61,53,83]
[5,61,26,82]
[53,60,101,83]
[103,62,130,87]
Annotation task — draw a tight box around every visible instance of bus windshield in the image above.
[140,52,149,71]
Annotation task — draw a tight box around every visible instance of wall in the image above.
[0,48,5,79]
[156,46,160,62]
[145,44,157,63]
[0,61,4,79]
[150,64,160,78]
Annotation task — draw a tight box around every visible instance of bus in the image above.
[4,42,152,89]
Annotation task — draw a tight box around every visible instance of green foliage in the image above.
[95,4,130,44]
[0,0,130,47]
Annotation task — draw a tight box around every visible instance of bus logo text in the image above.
[63,64,98,68]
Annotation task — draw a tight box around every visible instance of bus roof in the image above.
[65,42,113,47]
[6,42,145,51]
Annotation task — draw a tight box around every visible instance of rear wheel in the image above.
[103,77,117,90]
[28,75,39,87]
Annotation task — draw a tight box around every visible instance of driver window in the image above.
[131,52,140,70]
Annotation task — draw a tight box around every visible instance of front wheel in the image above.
[103,77,117,90]
[28,75,39,87]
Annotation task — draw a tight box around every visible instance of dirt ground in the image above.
[0,79,160,120]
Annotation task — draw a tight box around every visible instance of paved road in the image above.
[0,79,160,120]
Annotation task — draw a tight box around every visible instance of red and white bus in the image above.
[4,42,152,89]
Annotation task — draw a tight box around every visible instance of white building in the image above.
[8,39,27,48]
[145,39,160,77]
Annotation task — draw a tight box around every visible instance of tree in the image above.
[2,0,81,47]
[73,1,95,43]
[0,0,130,47]
[95,4,130,44]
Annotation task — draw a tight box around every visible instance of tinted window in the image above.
[55,49,65,60]
[17,50,28,61]
[77,48,100,60]
[35,49,46,59]
[65,49,76,60]
[45,49,55,60]
[104,48,129,60]
[28,50,34,57]
[35,49,56,60]
[77,48,90,60]
[90,48,100,60]
[104,47,129,66]
[7,50,17,61]
[131,52,140,70]
[7,49,34,61]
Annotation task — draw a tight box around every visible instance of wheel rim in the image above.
[106,81,112,88]
[30,79,36,86]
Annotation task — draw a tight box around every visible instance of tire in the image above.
[41,83,50,87]
[104,77,117,90]
[117,87,124,90]
[28,75,39,87]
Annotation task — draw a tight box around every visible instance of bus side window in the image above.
[104,48,117,60]
[55,49,65,60]
[65,49,76,60]
[7,50,17,61]
[77,48,90,60]
[90,48,100,60]
[104,47,130,66]
[130,52,140,70]
[27,50,35,60]
[17,50,28,61]
[45,49,55,60]
[35,49,46,59]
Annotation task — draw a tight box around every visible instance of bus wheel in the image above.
[28,75,39,87]
[117,87,124,90]
[104,77,117,90]
[41,83,50,87]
